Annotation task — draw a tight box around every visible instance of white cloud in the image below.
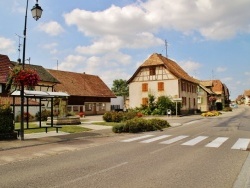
[244,72,250,76]
[42,43,58,49]
[64,0,250,42]
[216,66,227,72]
[0,37,15,54]
[38,21,64,36]
[57,55,86,70]
[179,60,202,77]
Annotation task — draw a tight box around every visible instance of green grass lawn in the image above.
[14,122,90,134]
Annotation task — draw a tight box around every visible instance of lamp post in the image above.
[20,0,43,140]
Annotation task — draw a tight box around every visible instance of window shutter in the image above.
[158,82,164,91]
[142,83,148,92]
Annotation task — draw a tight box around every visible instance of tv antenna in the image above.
[15,33,23,63]
[165,39,168,58]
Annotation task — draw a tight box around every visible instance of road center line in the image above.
[53,162,128,188]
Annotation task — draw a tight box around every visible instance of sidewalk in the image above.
[0,106,245,151]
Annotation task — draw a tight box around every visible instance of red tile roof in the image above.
[46,69,116,98]
[0,54,14,83]
[244,90,250,96]
[128,53,198,84]
[0,96,40,106]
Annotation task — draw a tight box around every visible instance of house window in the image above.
[182,82,186,91]
[158,82,164,91]
[198,96,202,104]
[193,98,196,106]
[86,103,92,111]
[182,97,186,106]
[142,98,148,106]
[149,67,156,75]
[99,103,105,110]
[142,83,148,92]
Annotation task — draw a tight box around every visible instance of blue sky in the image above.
[1,0,250,100]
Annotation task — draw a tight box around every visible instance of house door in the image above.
[93,103,97,115]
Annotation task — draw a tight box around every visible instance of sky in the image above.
[1,0,250,100]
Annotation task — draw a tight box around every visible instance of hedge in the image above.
[112,118,170,133]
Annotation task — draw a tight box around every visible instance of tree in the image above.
[111,79,129,97]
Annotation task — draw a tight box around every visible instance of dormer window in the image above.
[149,67,156,75]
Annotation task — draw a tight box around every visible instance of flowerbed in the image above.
[201,111,222,117]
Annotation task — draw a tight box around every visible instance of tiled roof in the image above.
[0,96,40,106]
[46,69,116,98]
[211,80,223,94]
[244,90,250,96]
[26,64,60,83]
[199,84,215,95]
[0,54,14,83]
[200,80,213,87]
[0,54,59,84]
[128,53,198,84]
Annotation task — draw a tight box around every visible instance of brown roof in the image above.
[0,54,14,83]
[211,80,223,94]
[127,53,198,84]
[0,54,59,84]
[0,96,40,106]
[200,80,213,87]
[244,90,250,96]
[46,69,116,98]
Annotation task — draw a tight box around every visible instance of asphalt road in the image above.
[0,107,250,188]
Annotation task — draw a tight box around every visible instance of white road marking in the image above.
[121,135,154,142]
[231,138,250,150]
[140,135,171,143]
[160,135,189,144]
[181,136,208,146]
[205,137,229,148]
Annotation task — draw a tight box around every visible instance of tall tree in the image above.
[111,79,129,97]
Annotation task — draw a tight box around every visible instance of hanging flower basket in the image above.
[209,96,217,102]
[6,65,40,91]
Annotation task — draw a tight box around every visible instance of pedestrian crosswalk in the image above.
[120,134,250,151]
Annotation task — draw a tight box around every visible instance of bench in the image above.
[15,126,62,137]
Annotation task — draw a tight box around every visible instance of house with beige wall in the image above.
[243,90,250,106]
[127,53,198,114]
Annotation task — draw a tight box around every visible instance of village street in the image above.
[0,106,250,188]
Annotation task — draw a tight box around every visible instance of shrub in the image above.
[112,123,125,133]
[35,109,51,121]
[223,107,232,112]
[103,112,113,122]
[103,111,138,122]
[16,112,35,122]
[112,118,170,133]
[122,111,137,121]
[0,99,16,139]
[112,111,124,122]
[148,118,170,130]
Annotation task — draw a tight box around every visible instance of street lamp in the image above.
[20,0,43,140]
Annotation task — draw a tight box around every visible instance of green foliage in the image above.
[35,109,51,121]
[111,79,129,97]
[103,111,137,122]
[0,99,16,139]
[16,112,35,122]
[103,112,113,122]
[222,107,232,112]
[156,96,175,115]
[148,94,156,113]
[133,95,177,116]
[112,118,170,133]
